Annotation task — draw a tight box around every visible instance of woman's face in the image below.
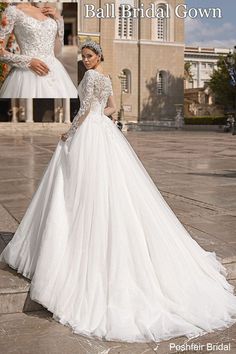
[82,48,100,70]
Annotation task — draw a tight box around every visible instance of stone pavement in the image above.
[0,130,236,354]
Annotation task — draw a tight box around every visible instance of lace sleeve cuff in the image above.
[0,51,32,69]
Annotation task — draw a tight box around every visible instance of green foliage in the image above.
[0,3,7,12]
[184,116,226,125]
[208,55,236,110]
[0,4,10,81]
[184,62,193,80]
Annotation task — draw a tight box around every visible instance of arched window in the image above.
[157,70,167,95]
[151,2,174,42]
[123,69,131,93]
[157,4,168,41]
[117,4,134,39]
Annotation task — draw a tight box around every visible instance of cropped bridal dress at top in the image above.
[0,5,77,98]
[1,69,236,343]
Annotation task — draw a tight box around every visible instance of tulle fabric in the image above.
[0,56,77,98]
[1,111,236,343]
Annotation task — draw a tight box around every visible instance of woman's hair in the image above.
[81,41,104,62]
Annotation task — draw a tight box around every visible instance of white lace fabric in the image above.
[64,70,114,139]
[0,5,64,69]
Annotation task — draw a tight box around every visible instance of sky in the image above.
[185,0,236,49]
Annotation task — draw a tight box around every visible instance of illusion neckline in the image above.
[15,6,52,23]
[93,70,110,79]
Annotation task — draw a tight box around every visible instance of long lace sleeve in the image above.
[0,51,32,69]
[0,6,32,68]
[55,17,64,47]
[104,81,116,116]
[63,70,95,139]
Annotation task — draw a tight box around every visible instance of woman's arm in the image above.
[0,6,32,68]
[0,6,49,75]
[41,6,64,49]
[104,95,116,117]
[61,70,95,141]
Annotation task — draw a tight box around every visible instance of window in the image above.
[151,2,174,42]
[118,5,134,39]
[122,69,131,93]
[205,94,210,104]
[157,70,167,95]
[157,5,168,41]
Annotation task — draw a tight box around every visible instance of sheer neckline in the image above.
[15,6,52,23]
[93,70,110,79]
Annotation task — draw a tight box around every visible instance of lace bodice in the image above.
[64,69,114,139]
[0,5,64,68]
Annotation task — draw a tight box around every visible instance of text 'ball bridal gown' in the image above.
[1,69,236,343]
[0,5,77,98]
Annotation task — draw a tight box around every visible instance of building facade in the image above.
[184,46,230,89]
[78,0,185,129]
[184,46,231,117]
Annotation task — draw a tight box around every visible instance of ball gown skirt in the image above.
[0,56,78,98]
[0,111,236,343]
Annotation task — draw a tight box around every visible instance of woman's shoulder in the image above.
[84,69,110,78]
[84,69,97,76]
[2,4,18,19]
[3,4,17,11]
[83,69,110,84]
[80,70,97,83]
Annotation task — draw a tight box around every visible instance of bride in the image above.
[0,40,236,344]
[0,2,77,98]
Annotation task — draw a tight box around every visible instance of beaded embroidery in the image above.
[0,5,64,69]
[64,69,114,139]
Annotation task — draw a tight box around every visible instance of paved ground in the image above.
[0,130,236,353]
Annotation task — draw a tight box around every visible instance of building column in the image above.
[198,62,202,88]
[63,98,71,123]
[11,99,18,122]
[25,99,34,123]
[54,98,63,122]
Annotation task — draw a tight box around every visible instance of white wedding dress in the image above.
[1,69,236,343]
[0,5,77,98]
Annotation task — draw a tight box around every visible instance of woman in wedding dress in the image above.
[1,40,236,344]
[0,2,77,98]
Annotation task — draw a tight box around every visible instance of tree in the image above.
[208,54,236,111]
[184,62,193,81]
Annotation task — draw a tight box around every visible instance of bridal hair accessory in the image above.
[81,40,103,56]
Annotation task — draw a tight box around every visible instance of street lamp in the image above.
[118,70,127,122]
[174,104,184,129]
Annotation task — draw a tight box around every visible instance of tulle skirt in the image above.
[1,111,236,343]
[0,56,77,98]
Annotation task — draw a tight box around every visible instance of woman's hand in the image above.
[28,58,49,76]
[0,40,4,55]
[60,132,68,142]
[41,6,62,20]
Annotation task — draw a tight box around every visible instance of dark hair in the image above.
[82,44,104,62]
